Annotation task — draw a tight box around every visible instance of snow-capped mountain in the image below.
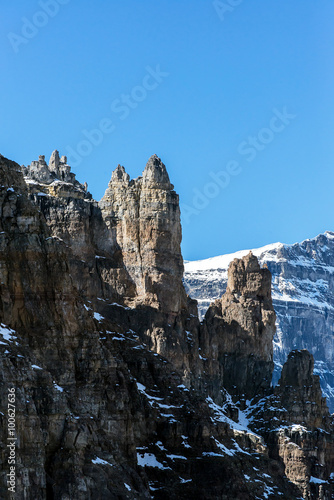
[183,231,334,412]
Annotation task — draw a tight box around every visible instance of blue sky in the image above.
[1,1,334,260]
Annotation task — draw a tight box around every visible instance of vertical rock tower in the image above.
[100,154,187,315]
[202,252,276,399]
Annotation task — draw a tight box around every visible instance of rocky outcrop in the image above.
[201,252,276,400]
[0,152,294,499]
[0,150,333,499]
[100,154,186,315]
[183,233,334,412]
[275,350,330,428]
[23,151,89,197]
[21,151,193,375]
[245,349,334,499]
[23,151,186,317]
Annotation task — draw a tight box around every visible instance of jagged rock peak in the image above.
[47,149,72,183]
[110,164,130,184]
[0,154,27,191]
[226,251,272,300]
[275,349,331,429]
[142,154,173,189]
[279,349,315,387]
[25,150,74,184]
[99,153,184,315]
[22,150,90,198]
[49,149,60,171]
[202,252,276,400]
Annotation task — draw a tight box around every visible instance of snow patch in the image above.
[0,324,17,342]
[92,457,113,466]
[309,476,328,484]
[53,383,64,393]
[166,454,187,460]
[137,452,169,469]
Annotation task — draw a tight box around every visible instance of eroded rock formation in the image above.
[201,252,276,400]
[247,350,334,499]
[0,150,333,499]
[99,154,186,315]
[276,349,330,428]
[183,232,334,412]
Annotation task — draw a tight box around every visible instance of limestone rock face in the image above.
[22,151,185,316]
[0,154,295,500]
[100,154,186,314]
[21,152,192,369]
[245,349,334,499]
[110,164,130,184]
[201,252,276,399]
[275,350,330,429]
[141,153,172,189]
[272,425,334,500]
[254,350,334,499]
[23,150,91,199]
[274,352,334,499]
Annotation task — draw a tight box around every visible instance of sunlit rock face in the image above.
[21,151,186,316]
[100,154,186,315]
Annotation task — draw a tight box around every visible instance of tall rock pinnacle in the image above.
[142,154,172,189]
[202,252,276,399]
[49,149,60,172]
[275,349,330,428]
[110,164,130,185]
[100,155,185,314]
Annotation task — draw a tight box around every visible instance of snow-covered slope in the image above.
[183,231,334,412]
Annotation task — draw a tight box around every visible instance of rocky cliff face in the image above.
[99,154,186,315]
[183,234,334,412]
[247,349,334,499]
[200,252,276,400]
[0,151,333,499]
[276,349,330,428]
[24,151,186,313]
[22,151,190,370]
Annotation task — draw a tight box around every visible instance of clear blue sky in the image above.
[2,1,334,260]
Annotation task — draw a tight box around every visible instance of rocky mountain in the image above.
[0,150,333,499]
[184,234,334,413]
